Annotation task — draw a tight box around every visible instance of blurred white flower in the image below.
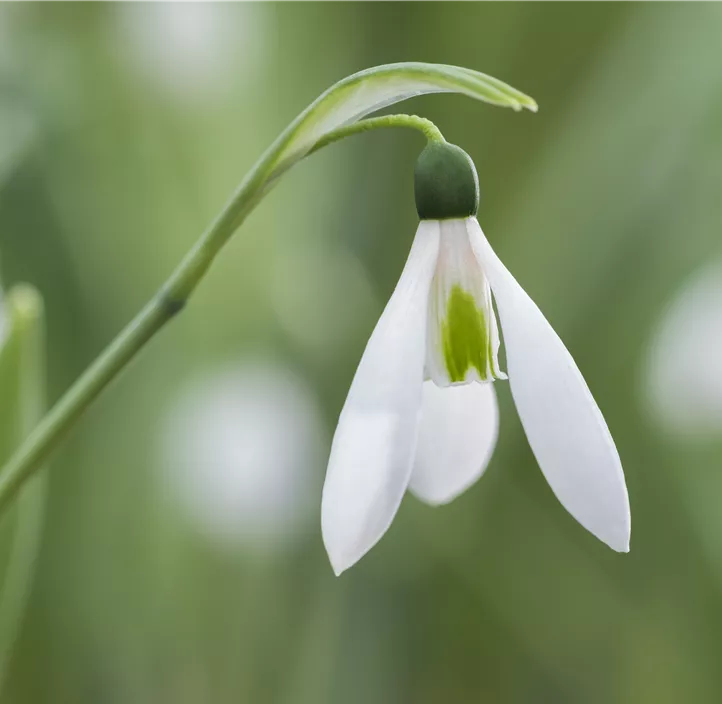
[158,362,326,552]
[646,260,722,437]
[113,3,265,101]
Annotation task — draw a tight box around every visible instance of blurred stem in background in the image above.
[0,285,45,692]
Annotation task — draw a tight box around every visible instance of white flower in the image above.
[113,3,264,102]
[158,363,326,552]
[645,260,722,437]
[322,142,630,575]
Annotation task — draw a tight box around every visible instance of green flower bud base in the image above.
[415,142,479,220]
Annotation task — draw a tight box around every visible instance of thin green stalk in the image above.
[308,115,444,154]
[0,114,440,516]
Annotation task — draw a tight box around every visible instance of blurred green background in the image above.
[2,3,722,703]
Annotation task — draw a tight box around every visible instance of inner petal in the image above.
[426,219,505,387]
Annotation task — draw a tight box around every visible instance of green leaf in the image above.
[260,62,537,184]
[0,284,45,691]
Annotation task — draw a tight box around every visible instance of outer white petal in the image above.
[322,222,440,575]
[409,381,498,506]
[467,218,631,552]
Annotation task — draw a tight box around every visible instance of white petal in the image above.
[409,381,498,506]
[467,218,631,552]
[322,221,440,574]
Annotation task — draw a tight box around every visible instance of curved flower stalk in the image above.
[0,62,535,517]
[264,63,536,183]
[322,142,630,575]
[210,63,537,235]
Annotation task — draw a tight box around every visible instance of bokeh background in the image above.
[1,3,722,702]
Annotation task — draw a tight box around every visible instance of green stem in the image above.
[309,115,444,154]
[0,114,441,516]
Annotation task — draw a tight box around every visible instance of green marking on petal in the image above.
[441,284,491,383]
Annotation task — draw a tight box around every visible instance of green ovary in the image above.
[441,284,492,383]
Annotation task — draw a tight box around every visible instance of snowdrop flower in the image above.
[322,141,630,574]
